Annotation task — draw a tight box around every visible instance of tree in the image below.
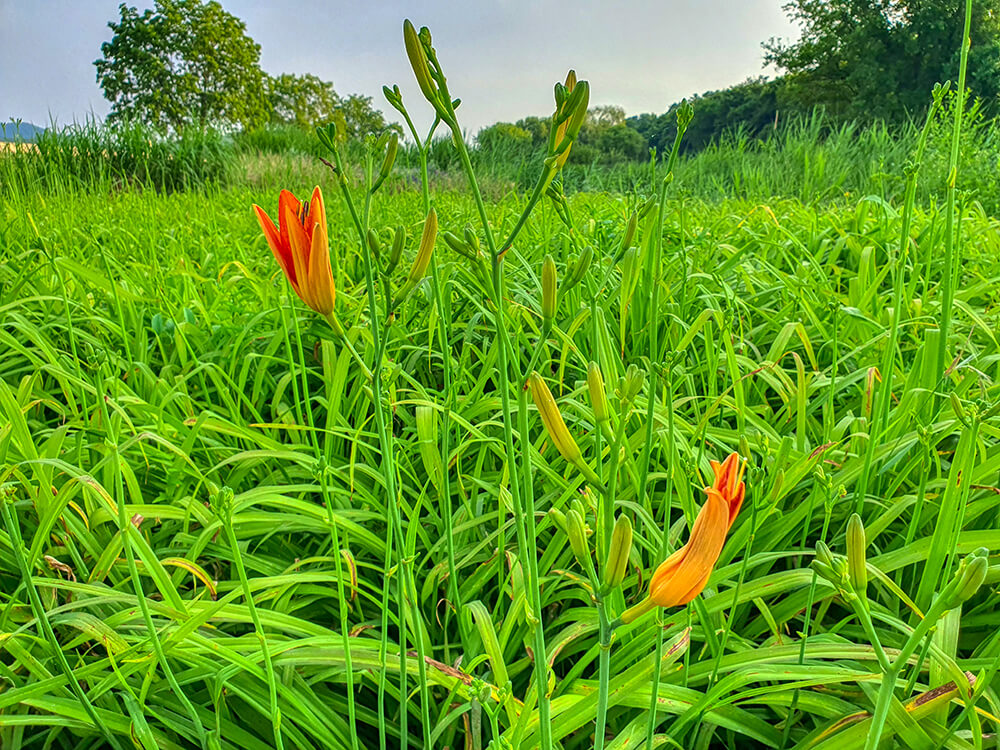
[764,0,1000,119]
[267,74,391,135]
[627,78,790,155]
[596,124,647,160]
[337,94,393,138]
[267,73,340,128]
[95,0,270,130]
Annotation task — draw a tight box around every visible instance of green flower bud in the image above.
[541,255,557,328]
[372,132,398,192]
[564,244,593,291]
[403,20,438,105]
[442,230,476,260]
[621,212,637,252]
[588,361,609,424]
[548,507,567,532]
[386,226,405,274]
[603,513,632,589]
[846,513,868,597]
[617,364,645,404]
[638,197,657,219]
[943,548,990,609]
[463,225,480,254]
[366,228,382,261]
[393,208,437,306]
[210,486,235,522]
[565,509,590,567]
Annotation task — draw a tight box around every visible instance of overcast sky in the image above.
[1,0,798,133]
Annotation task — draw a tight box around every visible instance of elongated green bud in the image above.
[942,548,990,609]
[565,508,589,566]
[366,228,382,261]
[548,507,567,532]
[588,361,609,423]
[621,212,638,252]
[542,255,557,328]
[443,230,477,260]
[564,81,590,140]
[564,244,593,290]
[463,225,480,254]
[620,246,639,311]
[603,513,632,589]
[403,20,438,105]
[815,541,835,568]
[616,363,645,404]
[638,197,657,219]
[416,405,442,492]
[394,208,438,306]
[950,392,966,422]
[386,226,405,274]
[372,132,398,192]
[564,70,577,93]
[846,513,867,597]
[529,372,582,465]
[210,486,235,522]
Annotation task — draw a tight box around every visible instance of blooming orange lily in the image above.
[253,186,335,318]
[648,452,745,608]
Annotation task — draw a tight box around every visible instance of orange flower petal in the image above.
[282,199,314,310]
[253,204,299,292]
[306,220,335,316]
[649,489,729,608]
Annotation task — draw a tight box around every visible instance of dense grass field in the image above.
[3,32,1000,750]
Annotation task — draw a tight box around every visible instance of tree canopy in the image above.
[763,0,1000,119]
[95,0,391,136]
[95,0,270,130]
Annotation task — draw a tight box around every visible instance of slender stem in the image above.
[321,467,360,750]
[329,140,432,749]
[404,112,465,649]
[220,504,284,750]
[934,0,973,390]
[594,597,614,750]
[107,439,206,746]
[497,167,555,257]
[435,70,554,747]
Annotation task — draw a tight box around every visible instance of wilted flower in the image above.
[648,452,745,608]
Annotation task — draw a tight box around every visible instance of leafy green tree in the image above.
[764,0,1000,118]
[267,73,340,128]
[596,123,648,160]
[336,94,394,138]
[95,0,270,130]
[627,78,790,155]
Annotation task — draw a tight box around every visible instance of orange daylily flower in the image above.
[648,452,746,608]
[253,186,335,318]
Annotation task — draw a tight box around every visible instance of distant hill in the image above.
[1,122,45,142]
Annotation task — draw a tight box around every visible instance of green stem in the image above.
[219,507,284,750]
[329,140,432,749]
[594,598,614,750]
[432,66,554,747]
[933,0,972,391]
[107,439,206,746]
[497,167,556,257]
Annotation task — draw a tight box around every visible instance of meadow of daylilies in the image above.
[2,17,1000,750]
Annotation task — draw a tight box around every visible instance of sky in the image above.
[0,0,799,133]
